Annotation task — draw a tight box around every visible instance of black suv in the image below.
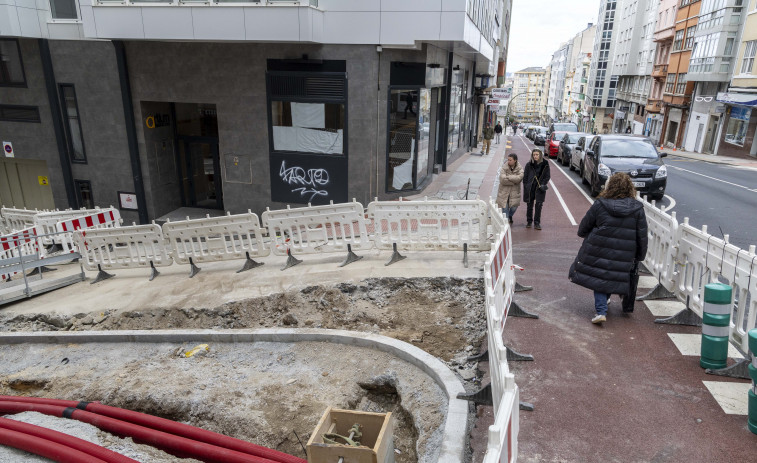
[582,135,667,200]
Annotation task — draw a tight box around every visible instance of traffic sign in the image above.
[2,141,13,158]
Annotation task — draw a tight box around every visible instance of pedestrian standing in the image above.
[482,123,494,155]
[568,173,648,324]
[497,154,523,224]
[494,122,503,144]
[522,149,550,230]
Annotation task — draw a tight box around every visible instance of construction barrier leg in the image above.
[654,297,702,326]
[506,346,534,362]
[514,281,533,292]
[149,261,160,281]
[385,243,406,266]
[706,357,750,380]
[188,257,201,278]
[237,252,264,273]
[91,264,114,285]
[339,244,363,268]
[508,301,539,319]
[27,266,56,276]
[463,243,468,268]
[282,249,302,271]
[457,383,492,406]
[636,281,675,301]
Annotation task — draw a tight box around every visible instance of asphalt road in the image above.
[512,132,757,251]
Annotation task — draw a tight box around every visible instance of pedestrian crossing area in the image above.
[637,276,751,416]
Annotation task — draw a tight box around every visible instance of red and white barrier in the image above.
[0,208,41,233]
[33,209,101,247]
[54,208,121,254]
[1,227,42,281]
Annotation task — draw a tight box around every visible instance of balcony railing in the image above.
[645,98,663,113]
[651,64,668,79]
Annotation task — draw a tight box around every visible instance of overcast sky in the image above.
[507,0,602,74]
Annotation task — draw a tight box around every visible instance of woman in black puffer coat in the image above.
[569,173,648,324]
[522,149,550,230]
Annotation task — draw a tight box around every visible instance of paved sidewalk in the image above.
[660,147,757,169]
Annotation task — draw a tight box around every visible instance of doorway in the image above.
[0,158,55,210]
[177,136,222,209]
[703,116,719,154]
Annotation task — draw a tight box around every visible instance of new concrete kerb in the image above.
[0,328,468,463]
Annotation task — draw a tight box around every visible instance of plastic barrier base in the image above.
[514,282,533,292]
[188,258,201,278]
[27,266,55,276]
[506,346,534,362]
[519,402,535,411]
[508,301,539,319]
[91,265,114,285]
[385,243,406,266]
[339,244,363,268]
[637,282,676,301]
[149,262,160,281]
[705,357,751,380]
[282,249,302,271]
[457,383,493,406]
[654,307,702,326]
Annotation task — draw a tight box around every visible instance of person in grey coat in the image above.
[569,173,648,324]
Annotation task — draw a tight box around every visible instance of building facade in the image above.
[588,0,621,134]
[1,0,510,221]
[513,67,545,122]
[646,0,679,144]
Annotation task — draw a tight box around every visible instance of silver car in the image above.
[569,134,597,177]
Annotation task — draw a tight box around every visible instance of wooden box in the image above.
[307,407,394,463]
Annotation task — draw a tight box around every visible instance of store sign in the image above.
[487,99,501,106]
[491,88,512,100]
[38,176,48,186]
[145,114,171,129]
[118,191,139,210]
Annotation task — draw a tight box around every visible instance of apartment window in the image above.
[684,26,696,49]
[673,30,684,51]
[0,39,26,87]
[741,40,757,74]
[74,180,94,209]
[50,0,78,19]
[59,84,87,163]
[724,38,735,56]
[675,73,687,94]
[665,73,676,93]
[0,105,40,123]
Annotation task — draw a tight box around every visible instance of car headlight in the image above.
[598,163,612,177]
[655,165,667,178]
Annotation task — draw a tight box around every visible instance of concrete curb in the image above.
[0,328,468,463]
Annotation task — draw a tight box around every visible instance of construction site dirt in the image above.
[0,277,486,463]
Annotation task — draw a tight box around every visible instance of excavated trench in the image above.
[0,277,486,462]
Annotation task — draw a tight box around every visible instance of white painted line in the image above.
[703,381,751,415]
[549,180,577,226]
[668,164,757,193]
[643,300,685,317]
[637,275,658,289]
[667,333,745,359]
[549,159,594,205]
[661,194,676,213]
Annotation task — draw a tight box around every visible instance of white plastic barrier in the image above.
[163,212,269,266]
[482,201,520,463]
[262,200,371,256]
[639,197,680,292]
[1,227,42,281]
[368,197,490,251]
[33,208,101,246]
[0,208,41,232]
[55,208,122,255]
[674,220,725,317]
[73,224,172,273]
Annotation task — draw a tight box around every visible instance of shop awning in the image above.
[716,92,757,107]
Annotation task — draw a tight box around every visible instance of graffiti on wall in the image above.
[279,161,330,202]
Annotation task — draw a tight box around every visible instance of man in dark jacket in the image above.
[522,149,550,230]
[494,122,503,144]
[569,173,648,324]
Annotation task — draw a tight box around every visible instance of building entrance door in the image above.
[0,158,55,210]
[703,116,719,154]
[177,137,222,209]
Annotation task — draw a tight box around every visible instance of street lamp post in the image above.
[505,90,542,128]
[583,95,600,134]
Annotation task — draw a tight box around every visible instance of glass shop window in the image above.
[270,102,345,155]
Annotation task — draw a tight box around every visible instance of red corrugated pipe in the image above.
[0,416,138,463]
[0,401,281,463]
[0,396,306,463]
[0,426,109,463]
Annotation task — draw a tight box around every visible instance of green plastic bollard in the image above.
[700,283,732,370]
[748,329,757,435]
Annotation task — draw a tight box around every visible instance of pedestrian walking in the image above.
[568,173,648,324]
[522,149,550,230]
[497,154,523,224]
[625,125,632,134]
[494,122,503,144]
[482,123,494,155]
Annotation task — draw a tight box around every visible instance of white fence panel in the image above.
[482,203,519,462]
[73,224,172,272]
[55,209,122,255]
[1,227,42,281]
[0,208,41,232]
[640,198,680,292]
[674,221,725,317]
[163,212,269,264]
[33,208,100,246]
[368,198,489,252]
[262,201,371,256]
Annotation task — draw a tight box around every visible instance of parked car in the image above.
[532,127,548,145]
[548,122,578,136]
[557,132,588,165]
[582,134,667,199]
[525,125,538,140]
[569,134,597,176]
[545,131,570,158]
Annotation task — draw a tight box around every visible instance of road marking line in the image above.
[549,180,577,226]
[662,194,676,213]
[548,159,594,205]
[668,165,757,193]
